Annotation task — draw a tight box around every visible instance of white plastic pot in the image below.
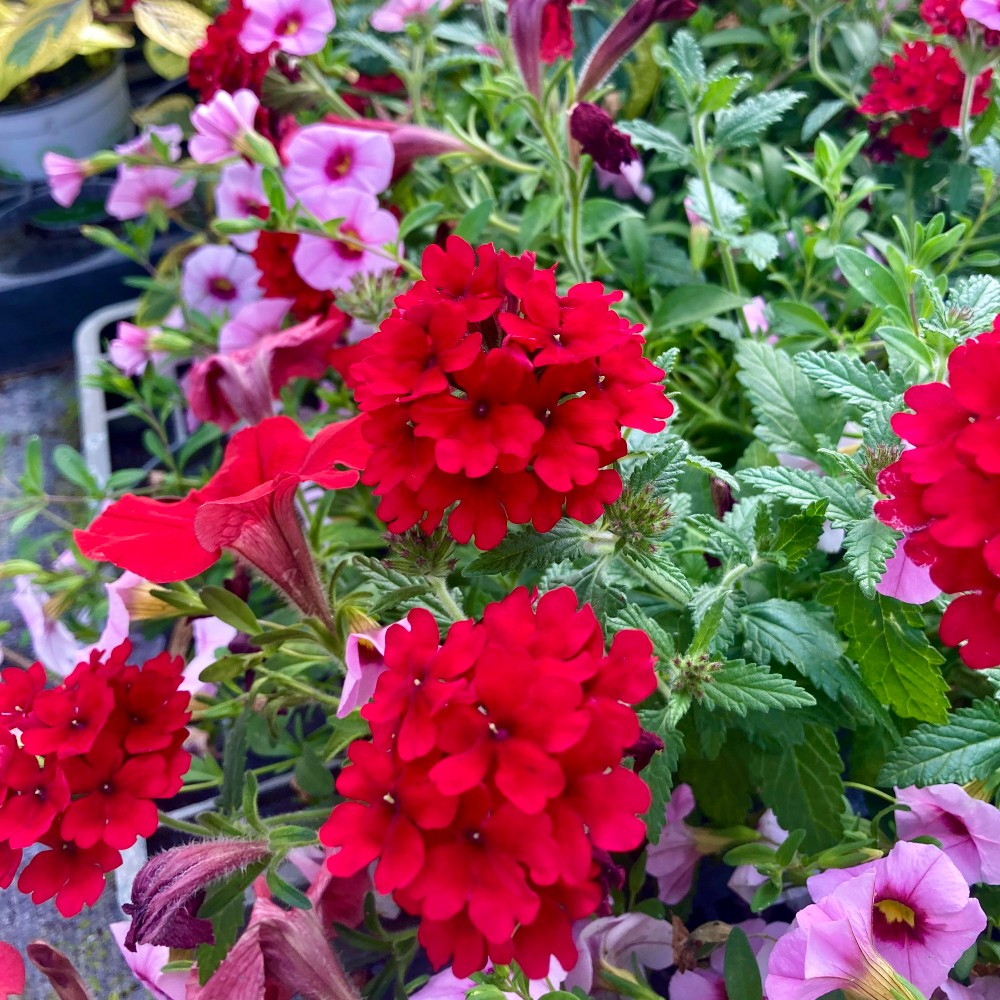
[0,60,131,182]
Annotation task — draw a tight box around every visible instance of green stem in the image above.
[430,576,465,622]
[300,60,360,118]
[267,806,332,826]
[808,14,856,107]
[256,668,341,710]
[957,66,977,162]
[158,811,209,837]
[943,179,1000,274]
[843,781,899,806]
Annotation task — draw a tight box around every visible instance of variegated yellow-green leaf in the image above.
[132,0,208,57]
[133,91,194,128]
[142,36,186,79]
[76,20,133,53]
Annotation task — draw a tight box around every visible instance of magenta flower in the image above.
[728,809,788,905]
[293,190,400,292]
[240,0,334,54]
[646,783,705,904]
[190,89,262,164]
[564,913,673,994]
[876,537,941,604]
[337,619,410,718]
[108,321,166,376]
[806,842,986,996]
[115,124,184,161]
[215,160,271,251]
[371,0,439,31]
[106,166,196,221]
[42,153,89,207]
[284,124,394,218]
[181,244,263,317]
[219,297,293,352]
[766,869,923,1000]
[109,920,188,1000]
[895,784,1000,886]
[962,0,1000,29]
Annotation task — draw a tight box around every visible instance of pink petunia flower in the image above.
[292,189,400,291]
[937,977,1000,998]
[218,297,294,352]
[108,321,168,376]
[371,0,439,31]
[962,0,1000,29]
[106,166,196,221]
[109,920,188,1000]
[240,0,335,55]
[646,784,709,904]
[805,842,986,996]
[42,153,90,207]
[284,124,394,218]
[12,576,82,676]
[728,809,789,905]
[564,913,673,994]
[189,89,261,164]
[595,159,653,203]
[115,124,184,161]
[743,295,770,335]
[183,617,238,697]
[337,619,411,718]
[181,244,263,317]
[895,784,1000,885]
[215,160,271,251]
[876,536,941,604]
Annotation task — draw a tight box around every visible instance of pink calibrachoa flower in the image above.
[293,190,400,292]
[108,321,168,376]
[962,0,1000,29]
[595,160,653,203]
[240,0,335,55]
[218,297,293,352]
[189,88,262,164]
[728,809,789,905]
[938,978,1000,998]
[284,124,394,218]
[646,784,716,904]
[184,617,238,697]
[115,124,184,161]
[564,913,673,993]
[181,244,263,317]
[337,619,410,718]
[371,0,439,31]
[743,296,770,335]
[106,166,196,221]
[895,784,1000,885]
[12,576,81,676]
[109,921,188,1000]
[215,160,270,251]
[876,537,942,604]
[806,842,986,997]
[42,153,90,207]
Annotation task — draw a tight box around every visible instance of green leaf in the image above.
[714,90,804,147]
[742,599,844,673]
[666,29,706,91]
[730,232,780,270]
[581,199,643,244]
[767,500,828,570]
[794,351,904,407]
[628,437,688,493]
[833,246,908,315]
[397,202,444,241]
[518,193,561,250]
[219,713,250,815]
[699,73,750,113]
[802,99,847,141]
[52,445,98,493]
[294,746,334,799]
[454,199,494,242]
[739,466,869,524]
[655,284,746,329]
[465,521,586,576]
[842,517,900,599]
[770,301,831,336]
[266,869,312,909]
[879,700,1000,786]
[200,586,259,636]
[619,547,693,604]
[756,723,843,853]
[638,707,685,841]
[700,659,815,716]
[818,574,948,723]
[619,120,691,164]
[724,928,763,1000]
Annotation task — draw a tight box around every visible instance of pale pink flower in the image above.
[475,42,500,57]
[42,153,88,207]
[108,321,167,376]
[189,88,261,164]
[215,160,270,251]
[876,537,941,604]
[182,617,236,697]
[293,190,400,291]
[728,809,788,905]
[181,244,263,317]
[895,784,1000,886]
[115,124,184,161]
[646,784,705,904]
[564,913,673,994]
[284,124,394,218]
[240,0,335,55]
[805,842,986,996]
[595,159,653,203]
[219,297,294,352]
[12,576,81,676]
[743,295,769,335]
[937,977,1000,998]
[962,0,1000,28]
[109,921,188,1000]
[338,621,412,718]
[106,166,196,220]
[371,0,438,31]
[684,197,703,226]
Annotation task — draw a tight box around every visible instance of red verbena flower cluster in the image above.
[0,643,191,917]
[188,0,274,103]
[875,322,1000,669]
[351,236,673,550]
[252,231,343,323]
[859,41,992,158]
[320,587,656,978]
[920,0,968,37]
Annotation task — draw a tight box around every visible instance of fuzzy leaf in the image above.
[714,90,805,147]
[465,521,586,575]
[619,121,691,164]
[794,352,904,407]
[742,599,844,670]
[739,466,869,525]
[609,605,676,661]
[843,517,900,598]
[700,659,815,715]
[730,231,780,269]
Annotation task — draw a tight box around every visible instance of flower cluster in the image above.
[320,586,657,977]
[874,323,1000,668]
[188,0,274,102]
[0,644,191,917]
[859,41,991,158]
[352,236,672,549]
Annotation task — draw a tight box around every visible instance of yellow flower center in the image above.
[874,899,916,928]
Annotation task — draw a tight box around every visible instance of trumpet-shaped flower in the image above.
[189,88,262,163]
[181,244,263,318]
[215,160,271,251]
[240,0,335,55]
[105,166,195,221]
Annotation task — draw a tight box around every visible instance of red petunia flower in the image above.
[351,237,672,549]
[74,416,370,623]
[321,586,656,978]
[875,321,1000,667]
[18,835,122,917]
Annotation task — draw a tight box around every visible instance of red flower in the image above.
[540,0,574,62]
[875,321,1000,667]
[352,237,672,549]
[860,42,992,158]
[0,842,21,889]
[252,232,342,322]
[18,835,122,917]
[920,0,967,36]
[188,0,273,102]
[321,587,656,978]
[0,662,45,729]
[0,743,70,849]
[19,672,114,759]
[569,103,639,173]
[74,416,369,622]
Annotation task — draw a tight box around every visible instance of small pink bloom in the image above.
[876,537,941,604]
[109,920,188,1000]
[106,166,196,221]
[938,977,1000,998]
[190,88,261,164]
[215,160,270,251]
[42,153,88,207]
[475,42,500,57]
[108,321,165,376]
[240,0,335,55]
[284,124,394,218]
[181,244,263,317]
[184,616,238,697]
[684,197,704,226]
[728,809,788,905]
[219,297,293,352]
[293,189,400,291]
[565,913,673,994]
[743,295,769,335]
[595,159,653,203]
[115,124,184,161]
[338,620,410,718]
[646,783,704,904]
[371,0,439,31]
[895,784,1000,885]
[962,0,1000,28]
[12,576,81,676]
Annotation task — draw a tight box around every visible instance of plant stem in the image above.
[957,66,977,162]
[256,668,341,710]
[843,781,899,806]
[158,811,209,836]
[943,178,1000,274]
[808,14,856,107]
[430,576,465,622]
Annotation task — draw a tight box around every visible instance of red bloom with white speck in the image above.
[351,237,672,549]
[320,586,656,977]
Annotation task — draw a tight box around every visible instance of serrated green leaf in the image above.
[619,547,693,604]
[742,599,844,674]
[730,231,779,270]
[700,659,815,715]
[465,521,586,575]
[794,351,904,407]
[766,500,827,570]
[843,517,899,598]
[619,120,691,164]
[667,29,706,91]
[715,90,804,147]
[629,438,688,493]
[739,466,869,525]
